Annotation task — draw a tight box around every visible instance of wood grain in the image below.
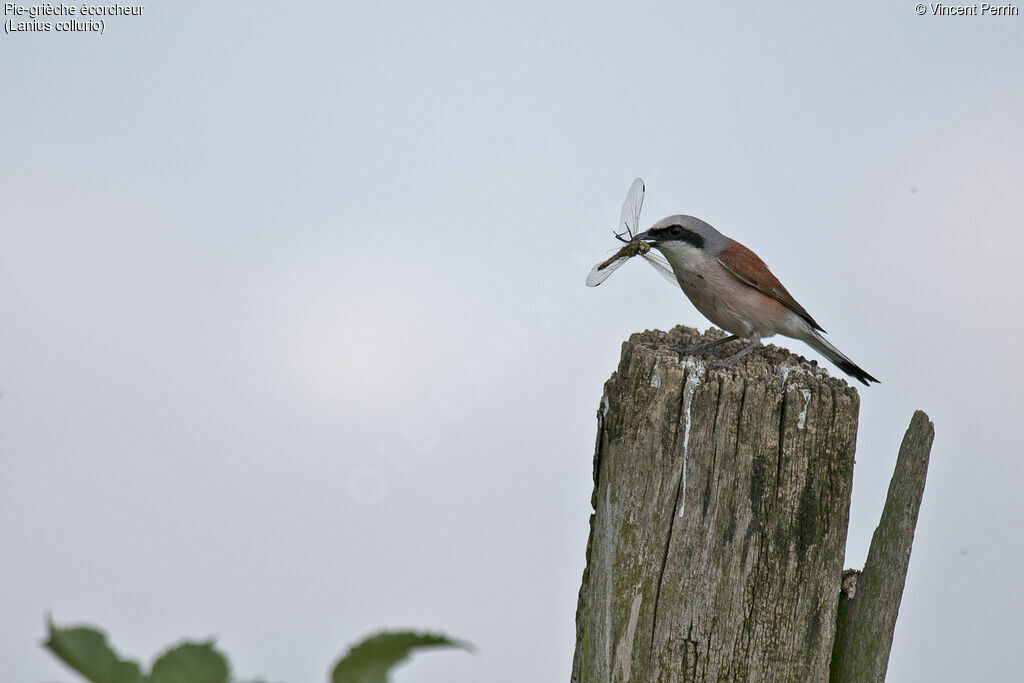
[573,326,861,682]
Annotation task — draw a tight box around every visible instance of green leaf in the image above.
[331,630,471,683]
[149,641,230,683]
[43,617,145,683]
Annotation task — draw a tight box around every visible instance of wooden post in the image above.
[572,327,931,682]
[830,410,934,682]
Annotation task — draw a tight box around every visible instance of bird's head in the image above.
[633,215,725,264]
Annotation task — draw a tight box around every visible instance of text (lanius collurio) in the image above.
[3,3,144,34]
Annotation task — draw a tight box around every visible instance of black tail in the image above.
[805,330,880,386]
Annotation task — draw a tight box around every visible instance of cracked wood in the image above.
[572,327,860,682]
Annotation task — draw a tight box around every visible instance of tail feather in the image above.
[804,330,879,386]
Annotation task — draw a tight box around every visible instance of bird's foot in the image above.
[672,335,739,357]
[708,338,760,368]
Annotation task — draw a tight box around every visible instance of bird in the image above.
[631,215,879,386]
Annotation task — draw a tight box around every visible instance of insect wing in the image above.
[641,251,679,286]
[617,177,644,241]
[585,253,631,287]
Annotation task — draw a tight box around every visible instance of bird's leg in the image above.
[710,337,761,368]
[672,335,739,357]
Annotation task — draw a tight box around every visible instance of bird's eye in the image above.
[670,225,683,236]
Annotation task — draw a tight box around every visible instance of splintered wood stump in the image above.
[830,410,934,683]
[572,327,862,682]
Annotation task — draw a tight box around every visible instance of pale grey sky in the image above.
[2,2,1022,682]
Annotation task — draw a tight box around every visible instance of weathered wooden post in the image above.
[572,327,932,683]
[830,410,934,682]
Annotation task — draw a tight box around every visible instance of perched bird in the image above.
[632,215,879,386]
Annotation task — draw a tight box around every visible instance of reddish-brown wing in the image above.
[716,241,824,332]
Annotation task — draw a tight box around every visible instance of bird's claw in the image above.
[671,335,739,358]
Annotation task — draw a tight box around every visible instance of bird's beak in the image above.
[631,230,655,242]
